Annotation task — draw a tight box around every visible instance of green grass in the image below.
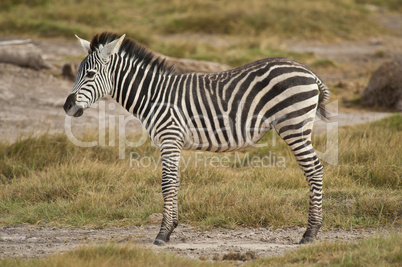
[1,115,401,229]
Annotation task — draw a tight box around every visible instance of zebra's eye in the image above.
[86,71,96,79]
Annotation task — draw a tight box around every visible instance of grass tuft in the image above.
[249,232,402,266]
[0,243,222,267]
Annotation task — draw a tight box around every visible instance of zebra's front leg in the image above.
[154,142,182,246]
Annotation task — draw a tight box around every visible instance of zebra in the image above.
[64,32,330,246]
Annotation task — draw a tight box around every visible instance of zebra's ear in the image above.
[75,35,91,54]
[99,34,126,62]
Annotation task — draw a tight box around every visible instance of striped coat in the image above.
[64,33,329,245]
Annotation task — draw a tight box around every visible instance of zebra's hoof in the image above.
[153,239,167,246]
[299,236,315,244]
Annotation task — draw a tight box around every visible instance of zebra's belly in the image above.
[182,125,272,152]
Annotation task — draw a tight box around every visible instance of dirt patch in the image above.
[0,224,395,261]
[0,62,141,143]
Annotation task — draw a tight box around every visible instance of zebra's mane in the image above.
[90,32,175,75]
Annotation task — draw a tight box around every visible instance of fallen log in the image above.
[0,40,50,70]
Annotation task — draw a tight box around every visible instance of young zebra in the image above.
[64,33,330,245]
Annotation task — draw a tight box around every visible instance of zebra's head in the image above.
[63,34,126,117]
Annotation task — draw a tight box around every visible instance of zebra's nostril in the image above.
[63,94,77,113]
[64,103,71,111]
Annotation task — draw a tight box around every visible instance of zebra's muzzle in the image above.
[64,94,84,117]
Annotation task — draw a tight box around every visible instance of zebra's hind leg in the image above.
[276,121,323,244]
[153,141,182,246]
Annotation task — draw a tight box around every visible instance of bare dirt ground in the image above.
[0,223,397,261]
[0,11,401,262]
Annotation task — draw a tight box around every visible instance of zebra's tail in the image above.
[314,75,331,121]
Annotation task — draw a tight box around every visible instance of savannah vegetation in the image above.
[0,114,400,265]
[4,107,402,227]
[0,0,401,265]
[0,115,399,229]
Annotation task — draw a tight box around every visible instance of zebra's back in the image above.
[169,57,322,152]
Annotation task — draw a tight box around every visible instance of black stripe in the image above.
[294,148,315,157]
[265,90,318,122]
[274,104,317,125]
[283,129,312,140]
[255,75,316,117]
[122,64,143,109]
[278,118,313,135]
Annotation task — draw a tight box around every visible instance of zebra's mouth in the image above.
[67,106,84,117]
[64,94,84,117]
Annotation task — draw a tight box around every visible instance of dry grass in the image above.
[0,0,397,100]
[0,243,222,267]
[0,0,395,69]
[249,232,402,266]
[0,115,401,229]
[0,0,391,41]
[0,1,400,265]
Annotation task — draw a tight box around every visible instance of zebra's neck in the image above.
[110,53,175,123]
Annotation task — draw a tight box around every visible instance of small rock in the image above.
[222,250,257,261]
[361,59,402,111]
[62,63,78,81]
